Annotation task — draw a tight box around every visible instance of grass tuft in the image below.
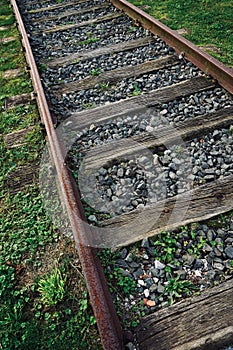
[0,1,102,348]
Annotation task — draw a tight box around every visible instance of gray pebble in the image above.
[225,246,233,259]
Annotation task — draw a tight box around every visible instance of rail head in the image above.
[9,1,233,349]
[10,0,123,348]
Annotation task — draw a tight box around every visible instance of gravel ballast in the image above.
[49,60,204,115]
[28,6,116,31]
[68,123,233,220]
[29,16,149,59]
[18,0,233,348]
[108,217,233,325]
[42,39,174,85]
[22,0,104,12]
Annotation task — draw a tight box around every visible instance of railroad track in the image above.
[10,0,233,349]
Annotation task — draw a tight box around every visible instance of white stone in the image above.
[138,279,145,286]
[154,260,165,269]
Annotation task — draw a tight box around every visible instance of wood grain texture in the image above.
[4,93,32,110]
[47,37,154,67]
[43,13,122,34]
[95,175,233,247]
[7,164,38,194]
[4,126,35,148]
[68,76,215,128]
[136,279,233,350]
[31,3,110,23]
[83,106,233,170]
[56,55,178,94]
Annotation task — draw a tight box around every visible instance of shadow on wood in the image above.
[136,278,233,350]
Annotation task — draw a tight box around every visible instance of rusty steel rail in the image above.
[10,0,123,349]
[9,0,233,349]
[110,0,233,94]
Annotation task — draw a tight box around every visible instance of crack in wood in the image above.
[55,55,178,94]
[40,13,122,34]
[46,36,154,67]
[30,3,110,23]
[83,106,233,170]
[136,279,233,350]
[68,76,215,129]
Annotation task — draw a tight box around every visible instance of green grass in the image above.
[0,0,102,348]
[0,73,32,106]
[90,68,101,76]
[0,14,14,26]
[79,37,99,46]
[0,26,32,108]
[98,249,142,329]
[0,39,21,56]
[0,186,101,349]
[128,0,233,65]
[130,83,140,96]
[0,25,18,38]
[0,126,43,194]
[0,53,24,71]
[0,40,24,71]
[0,105,38,134]
[165,277,198,305]
[37,263,67,307]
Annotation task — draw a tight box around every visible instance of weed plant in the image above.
[98,248,143,328]
[0,1,102,348]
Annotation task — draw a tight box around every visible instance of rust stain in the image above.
[9,0,123,348]
[9,1,233,348]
